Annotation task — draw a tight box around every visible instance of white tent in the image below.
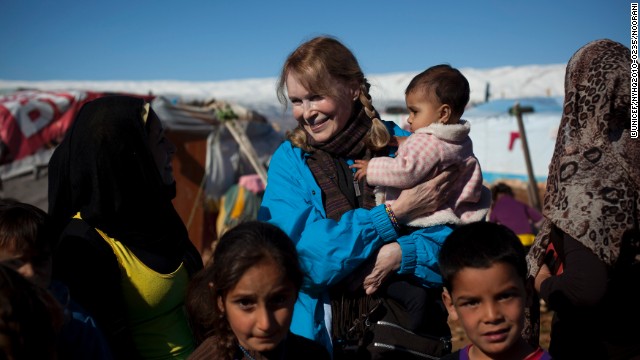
[465,97,562,183]
[380,97,562,184]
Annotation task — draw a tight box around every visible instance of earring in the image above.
[352,88,361,102]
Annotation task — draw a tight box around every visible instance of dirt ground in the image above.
[1,169,49,211]
[448,303,552,351]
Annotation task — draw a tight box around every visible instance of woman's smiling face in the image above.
[286,71,357,143]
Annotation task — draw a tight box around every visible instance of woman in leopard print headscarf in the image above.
[525,39,640,359]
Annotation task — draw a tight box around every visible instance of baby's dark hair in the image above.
[0,199,52,264]
[406,64,470,120]
[186,221,302,359]
[438,222,527,293]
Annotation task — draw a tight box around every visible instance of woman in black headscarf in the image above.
[48,96,203,359]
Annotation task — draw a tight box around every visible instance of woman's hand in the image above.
[390,163,461,223]
[534,263,552,293]
[363,242,402,295]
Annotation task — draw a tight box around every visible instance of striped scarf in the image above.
[305,107,378,220]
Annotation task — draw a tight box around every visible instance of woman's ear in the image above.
[217,296,225,313]
[442,287,458,321]
[347,81,361,102]
[351,86,360,102]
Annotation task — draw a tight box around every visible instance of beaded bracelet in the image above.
[384,204,400,230]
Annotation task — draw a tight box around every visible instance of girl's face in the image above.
[286,72,358,143]
[219,258,298,353]
[147,113,177,186]
[442,262,530,359]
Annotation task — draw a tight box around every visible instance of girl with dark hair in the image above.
[186,221,330,360]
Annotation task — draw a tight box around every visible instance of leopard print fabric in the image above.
[527,39,639,279]
[523,38,640,345]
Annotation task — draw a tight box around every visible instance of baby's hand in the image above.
[350,159,369,182]
[388,136,407,147]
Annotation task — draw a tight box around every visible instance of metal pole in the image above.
[511,102,541,211]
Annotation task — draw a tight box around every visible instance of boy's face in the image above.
[442,262,529,359]
[0,248,52,289]
[405,90,450,132]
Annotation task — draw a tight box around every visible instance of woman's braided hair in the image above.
[277,36,390,152]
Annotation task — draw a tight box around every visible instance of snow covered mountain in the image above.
[0,63,566,130]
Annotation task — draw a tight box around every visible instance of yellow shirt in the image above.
[76,214,195,359]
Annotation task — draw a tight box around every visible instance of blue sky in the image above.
[0,0,628,82]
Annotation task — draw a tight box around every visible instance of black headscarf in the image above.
[48,95,201,274]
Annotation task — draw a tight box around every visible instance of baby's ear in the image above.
[438,104,452,124]
[442,287,458,321]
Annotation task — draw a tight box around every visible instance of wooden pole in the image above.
[223,120,268,187]
[511,102,541,211]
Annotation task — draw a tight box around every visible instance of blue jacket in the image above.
[258,121,452,353]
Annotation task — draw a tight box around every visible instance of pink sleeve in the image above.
[366,134,440,189]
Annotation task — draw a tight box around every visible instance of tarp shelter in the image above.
[0,90,152,179]
[151,96,284,255]
[0,90,284,256]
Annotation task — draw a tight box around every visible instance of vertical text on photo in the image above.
[632,3,638,138]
